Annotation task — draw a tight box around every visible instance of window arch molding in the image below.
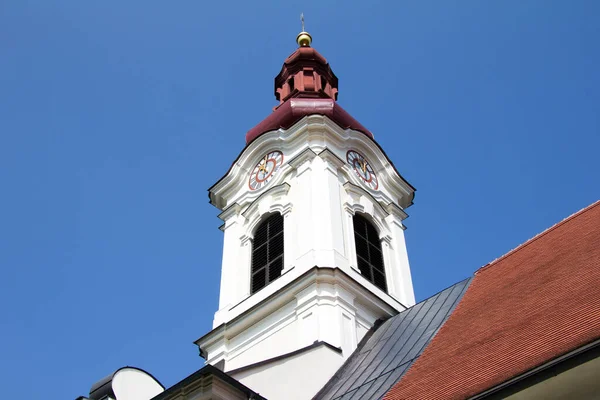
[343,182,396,294]
[349,210,389,240]
[241,183,292,241]
[243,203,291,241]
[237,183,293,295]
[239,184,292,254]
[342,182,393,242]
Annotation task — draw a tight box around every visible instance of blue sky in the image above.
[1,1,598,398]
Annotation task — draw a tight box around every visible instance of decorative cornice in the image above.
[385,202,409,221]
[194,266,404,350]
[218,203,243,223]
[209,115,415,211]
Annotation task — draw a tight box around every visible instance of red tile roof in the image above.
[385,200,600,400]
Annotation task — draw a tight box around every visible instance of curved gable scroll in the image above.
[241,183,292,240]
[343,182,393,240]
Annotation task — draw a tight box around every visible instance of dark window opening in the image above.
[251,213,284,294]
[353,214,387,292]
[288,78,295,93]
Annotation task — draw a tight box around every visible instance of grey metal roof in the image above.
[89,372,115,400]
[314,278,471,400]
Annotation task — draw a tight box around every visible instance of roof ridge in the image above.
[412,277,472,305]
[476,200,600,274]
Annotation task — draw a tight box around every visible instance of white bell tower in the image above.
[195,30,416,400]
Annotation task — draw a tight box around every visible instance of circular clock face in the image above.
[347,150,378,190]
[248,150,284,191]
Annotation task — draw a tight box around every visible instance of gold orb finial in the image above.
[296,31,312,47]
[296,13,312,47]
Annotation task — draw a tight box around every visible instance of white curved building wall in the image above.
[112,368,164,400]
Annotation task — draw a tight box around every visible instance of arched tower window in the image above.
[251,213,284,294]
[353,214,387,292]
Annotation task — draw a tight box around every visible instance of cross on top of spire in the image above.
[296,13,312,47]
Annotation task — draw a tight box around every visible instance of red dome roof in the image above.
[246,43,373,144]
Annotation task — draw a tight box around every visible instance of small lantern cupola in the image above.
[274,29,339,105]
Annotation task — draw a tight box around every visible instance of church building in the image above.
[76,28,600,400]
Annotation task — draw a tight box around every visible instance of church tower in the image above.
[195,29,416,400]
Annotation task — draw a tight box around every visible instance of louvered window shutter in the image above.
[251,214,284,294]
[353,214,387,292]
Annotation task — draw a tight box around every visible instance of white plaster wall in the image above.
[203,115,416,381]
[217,208,244,315]
[225,300,300,370]
[213,136,415,328]
[231,345,344,400]
[384,213,416,306]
